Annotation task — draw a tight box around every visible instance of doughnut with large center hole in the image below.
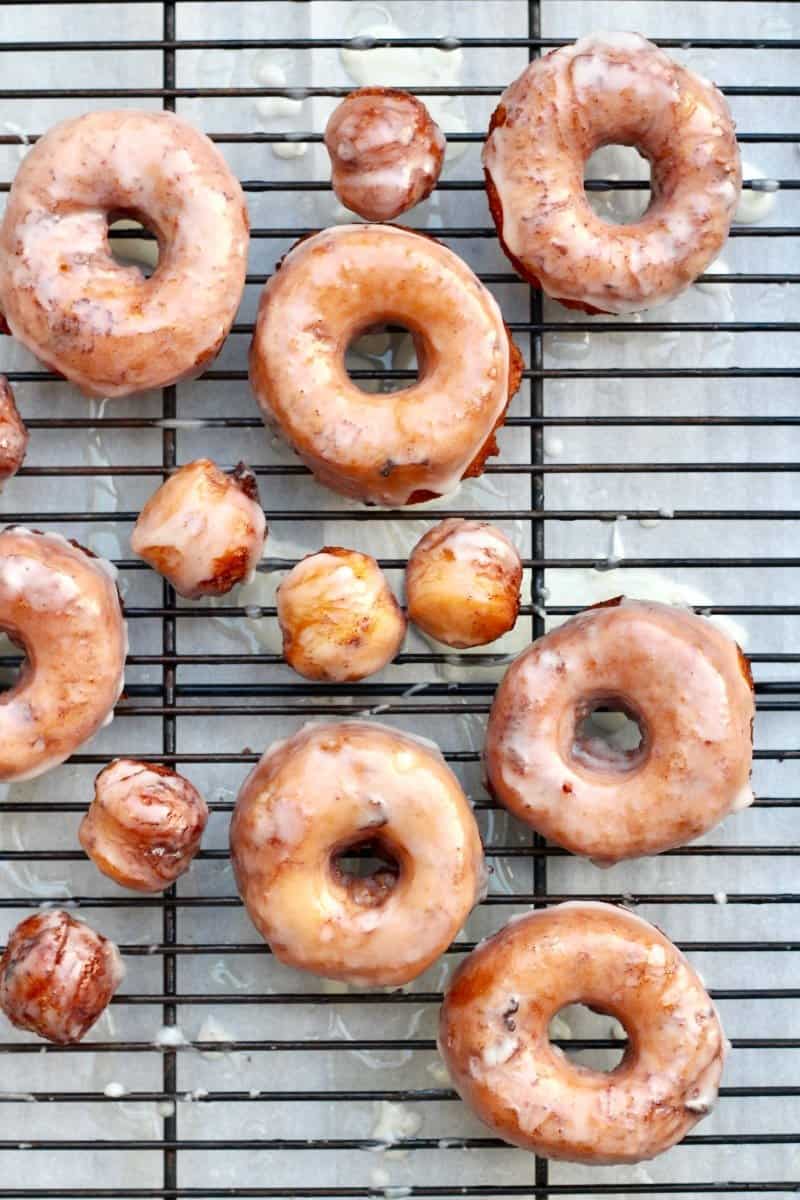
[0,110,249,397]
[483,32,741,313]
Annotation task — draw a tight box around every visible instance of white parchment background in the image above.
[0,2,797,1198]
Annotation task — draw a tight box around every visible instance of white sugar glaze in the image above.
[483,33,741,312]
[230,721,484,986]
[439,902,727,1164]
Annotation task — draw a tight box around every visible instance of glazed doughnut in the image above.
[80,759,208,893]
[249,224,522,506]
[0,910,125,1044]
[131,459,266,599]
[277,547,406,682]
[439,902,727,1164]
[485,598,754,864]
[0,110,248,397]
[407,518,522,648]
[230,721,484,986]
[0,528,127,782]
[0,377,28,482]
[325,87,445,220]
[483,32,741,313]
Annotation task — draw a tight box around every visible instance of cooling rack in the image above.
[0,1,798,1198]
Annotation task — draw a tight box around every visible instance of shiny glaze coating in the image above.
[230,721,485,986]
[0,110,249,397]
[407,518,522,648]
[483,32,741,313]
[131,459,266,599]
[277,547,406,682]
[249,224,522,506]
[325,87,445,220]
[0,528,127,781]
[0,377,28,482]
[439,902,727,1164]
[0,910,125,1044]
[485,598,754,864]
[80,759,209,893]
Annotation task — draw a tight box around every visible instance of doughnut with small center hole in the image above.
[230,721,485,986]
[483,32,741,313]
[439,902,727,1164]
[248,224,522,506]
[484,598,754,863]
[0,110,249,397]
[0,527,127,781]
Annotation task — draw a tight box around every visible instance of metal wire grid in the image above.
[0,1,798,1198]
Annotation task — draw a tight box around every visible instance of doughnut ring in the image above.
[439,902,727,1164]
[0,110,249,397]
[485,598,754,864]
[0,527,127,781]
[249,224,522,506]
[483,32,741,313]
[230,721,485,986]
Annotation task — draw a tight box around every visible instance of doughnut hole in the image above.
[570,696,648,774]
[277,547,406,682]
[407,518,522,648]
[107,215,160,275]
[330,834,403,908]
[345,323,421,395]
[584,145,652,225]
[549,1002,628,1073]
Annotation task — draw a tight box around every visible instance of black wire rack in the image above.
[0,1,798,1198]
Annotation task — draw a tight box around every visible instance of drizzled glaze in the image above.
[485,598,754,864]
[0,376,28,482]
[439,902,727,1164]
[249,224,522,506]
[325,87,445,220]
[131,459,267,599]
[80,759,209,893]
[0,910,125,1044]
[0,527,127,781]
[483,32,741,313]
[0,110,248,397]
[230,721,485,986]
[277,547,406,681]
[407,518,522,648]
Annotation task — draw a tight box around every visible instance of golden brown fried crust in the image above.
[484,105,608,316]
